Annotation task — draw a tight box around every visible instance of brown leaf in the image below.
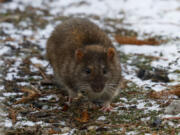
[15,88,41,104]
[8,108,17,124]
[75,110,89,123]
[48,128,59,134]
[149,85,180,99]
[163,117,180,120]
[168,85,180,97]
[4,37,15,42]
[115,35,161,45]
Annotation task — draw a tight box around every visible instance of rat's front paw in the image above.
[100,103,113,112]
[65,97,73,105]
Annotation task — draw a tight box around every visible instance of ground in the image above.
[0,0,180,135]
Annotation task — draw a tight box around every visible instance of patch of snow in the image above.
[60,121,66,126]
[15,120,49,127]
[17,82,30,86]
[0,97,5,101]
[46,67,53,75]
[39,94,59,101]
[97,116,106,121]
[136,100,160,112]
[120,98,128,102]
[30,57,48,67]
[122,65,168,91]
[0,86,4,90]
[141,117,150,121]
[30,65,39,72]
[4,119,12,127]
[5,59,22,80]
[3,92,23,97]
[22,29,33,37]
[2,0,180,37]
[161,113,180,118]
[60,129,76,135]
[5,72,18,81]
[136,101,145,109]
[0,46,10,56]
[126,131,137,135]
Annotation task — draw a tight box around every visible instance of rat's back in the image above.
[47,18,113,58]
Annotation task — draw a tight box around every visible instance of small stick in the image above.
[163,117,180,120]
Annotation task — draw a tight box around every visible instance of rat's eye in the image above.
[85,68,91,74]
[103,68,107,74]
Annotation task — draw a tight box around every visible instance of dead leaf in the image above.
[163,117,180,120]
[168,85,180,97]
[115,35,161,45]
[48,128,59,134]
[8,108,17,124]
[15,88,41,104]
[75,110,89,123]
[149,85,180,99]
[4,37,15,42]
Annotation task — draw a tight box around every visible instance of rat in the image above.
[46,18,122,111]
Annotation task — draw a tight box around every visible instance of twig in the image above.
[0,15,19,22]
[32,63,49,81]
[8,108,17,125]
[163,117,180,120]
[15,87,41,104]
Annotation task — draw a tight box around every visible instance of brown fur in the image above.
[46,18,122,104]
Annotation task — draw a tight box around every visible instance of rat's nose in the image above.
[91,82,104,93]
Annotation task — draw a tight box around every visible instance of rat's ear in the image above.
[107,47,115,60]
[75,49,84,61]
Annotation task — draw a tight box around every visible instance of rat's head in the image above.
[74,45,121,98]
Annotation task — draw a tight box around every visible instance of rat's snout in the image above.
[91,80,105,93]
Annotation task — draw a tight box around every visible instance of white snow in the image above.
[4,119,12,127]
[30,57,48,67]
[39,94,59,101]
[0,46,10,56]
[5,59,22,80]
[3,92,23,97]
[15,120,49,127]
[97,116,106,121]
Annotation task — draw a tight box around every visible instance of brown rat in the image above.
[46,18,122,111]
